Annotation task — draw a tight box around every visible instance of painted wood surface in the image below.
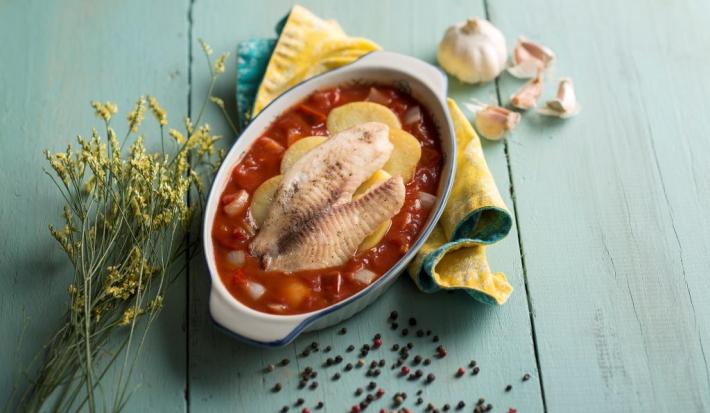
[1,0,709,412]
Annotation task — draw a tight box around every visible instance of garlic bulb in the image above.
[538,78,581,118]
[437,18,507,84]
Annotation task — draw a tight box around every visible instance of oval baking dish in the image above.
[203,51,456,346]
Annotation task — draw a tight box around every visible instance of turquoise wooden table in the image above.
[2,0,709,412]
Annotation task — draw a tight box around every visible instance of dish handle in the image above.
[354,51,449,100]
[209,287,306,346]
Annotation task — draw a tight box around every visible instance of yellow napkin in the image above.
[244,5,513,304]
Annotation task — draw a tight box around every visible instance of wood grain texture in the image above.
[0,1,189,411]
[490,0,710,411]
[188,1,543,412]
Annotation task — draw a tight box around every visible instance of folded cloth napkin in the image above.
[235,5,514,304]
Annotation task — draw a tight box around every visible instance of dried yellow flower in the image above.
[127,96,146,133]
[198,38,213,56]
[91,101,118,122]
[214,52,229,74]
[148,96,168,126]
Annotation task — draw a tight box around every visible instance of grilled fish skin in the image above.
[250,122,406,272]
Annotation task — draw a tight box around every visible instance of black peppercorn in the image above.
[281,358,290,366]
[401,328,409,336]
[432,335,439,343]
[345,363,353,371]
[338,327,347,335]
[295,398,304,406]
[389,311,398,320]
[332,373,341,381]
[472,366,480,375]
[273,383,282,392]
[409,317,417,326]
[523,373,531,381]
[315,401,323,409]
[505,384,512,392]
[456,401,465,410]
[426,373,435,383]
[347,345,355,352]
[355,387,363,396]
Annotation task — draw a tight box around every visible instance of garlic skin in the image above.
[508,37,556,79]
[437,18,507,84]
[511,74,544,110]
[538,78,580,118]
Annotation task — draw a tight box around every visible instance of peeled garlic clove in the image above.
[538,78,581,118]
[474,105,521,141]
[437,17,507,84]
[508,37,556,79]
[511,74,544,110]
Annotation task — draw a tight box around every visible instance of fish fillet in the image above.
[251,122,406,272]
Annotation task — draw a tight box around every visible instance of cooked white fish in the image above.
[251,122,406,272]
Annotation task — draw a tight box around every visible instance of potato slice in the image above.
[280,136,327,173]
[326,102,401,133]
[249,175,283,226]
[383,128,421,183]
[354,169,393,252]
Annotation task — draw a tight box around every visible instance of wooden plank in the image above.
[0,1,189,410]
[189,0,544,411]
[489,0,710,410]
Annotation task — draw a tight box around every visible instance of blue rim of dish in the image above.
[204,51,457,348]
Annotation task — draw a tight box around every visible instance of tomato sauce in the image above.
[212,85,443,315]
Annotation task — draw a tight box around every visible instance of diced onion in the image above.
[417,191,437,209]
[226,250,246,267]
[403,106,422,125]
[223,190,249,217]
[366,87,391,105]
[352,269,377,286]
[245,281,266,300]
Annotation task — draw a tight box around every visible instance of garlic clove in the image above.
[511,73,544,110]
[437,17,507,84]
[473,105,521,141]
[508,36,556,79]
[538,77,581,118]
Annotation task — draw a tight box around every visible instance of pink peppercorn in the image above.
[373,338,382,348]
[376,388,385,398]
[456,367,465,377]
[301,409,310,413]
[400,366,410,375]
[351,405,361,413]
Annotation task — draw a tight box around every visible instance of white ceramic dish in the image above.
[203,51,456,347]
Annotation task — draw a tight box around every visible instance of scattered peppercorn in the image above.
[345,363,353,371]
[366,394,374,402]
[391,322,399,330]
[298,380,307,389]
[281,358,290,366]
[413,355,422,365]
[456,367,465,377]
[522,373,531,381]
[350,405,361,413]
[355,388,363,396]
[392,344,400,351]
[416,390,422,396]
[508,408,517,413]
[505,384,512,392]
[406,342,413,350]
[477,398,485,406]
[423,358,431,366]
[301,408,310,413]
[324,345,332,353]
[373,338,382,348]
[335,355,343,363]
[301,349,311,357]
[416,397,423,405]
[281,406,289,413]
[436,345,447,358]
[416,329,424,337]
[339,327,347,335]
[456,400,465,410]
[378,359,385,367]
[443,403,450,411]
[309,381,318,390]
[401,328,409,336]
[315,401,324,410]
[265,364,275,373]
[295,398,304,406]
[273,383,282,392]
[426,373,436,383]
[414,369,423,378]
[376,388,385,398]
[400,366,410,375]
[389,311,398,320]
[347,345,355,352]
[432,335,439,343]
[332,373,341,381]
[394,395,404,406]
[469,360,477,368]
[426,403,435,411]
[472,366,480,375]
[356,359,365,368]
[426,330,432,336]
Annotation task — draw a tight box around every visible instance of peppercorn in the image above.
[416,329,424,337]
[423,358,431,366]
[413,355,422,364]
[443,404,450,411]
[332,373,341,381]
[415,369,423,378]
[400,366,410,375]
[335,355,343,363]
[485,404,493,412]
[401,328,409,336]
[373,369,381,377]
[426,403,435,411]
[426,330,431,336]
[378,359,385,367]
[394,395,404,405]
[281,406,289,413]
[298,380,307,389]
[505,384,512,392]
[355,387,363,396]
[474,407,482,413]
[456,367,465,377]
[409,317,417,326]
[389,311,398,320]
[347,345,355,352]
[310,371,317,379]
[309,381,318,390]
[522,373,531,381]
[350,405,361,413]
[295,398,304,406]
[366,394,374,402]
[315,401,324,410]
[357,359,365,368]
[456,400,465,410]
[373,338,382,348]
[432,335,439,343]
[265,364,275,373]
[472,366,480,375]
[436,345,447,358]
[416,389,422,396]
[324,345,332,353]
[469,360,477,368]
[370,360,378,369]
[416,397,423,405]
[406,342,413,349]
[477,398,485,405]
[301,349,311,357]
[281,358,290,366]
[301,408,310,413]
[392,344,400,351]
[339,327,347,335]
[273,383,282,392]
[426,373,435,383]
